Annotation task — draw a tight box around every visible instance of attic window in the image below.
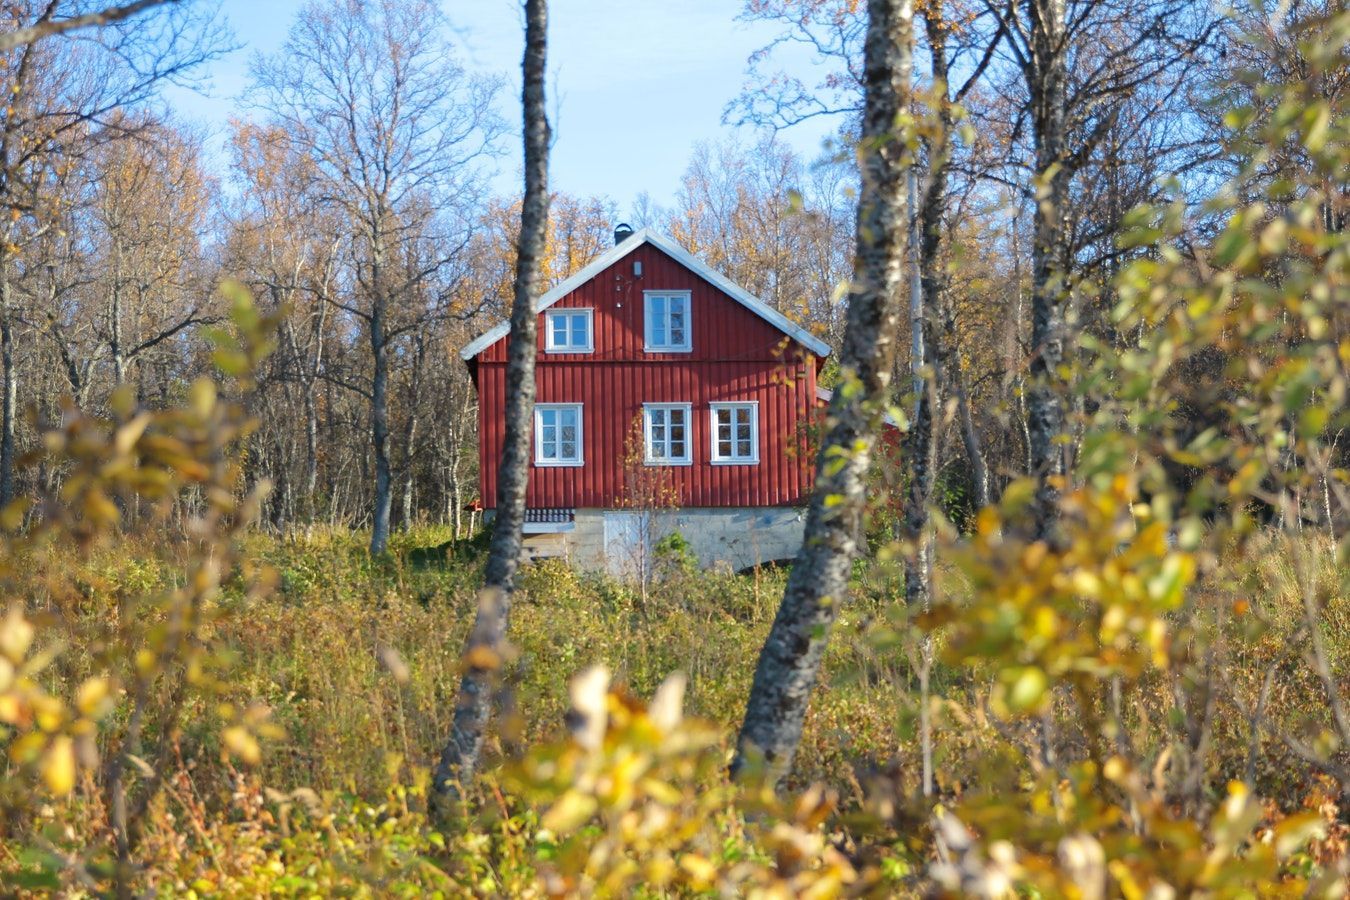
[643,291,691,352]
[545,308,593,353]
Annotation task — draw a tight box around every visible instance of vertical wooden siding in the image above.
[475,243,822,509]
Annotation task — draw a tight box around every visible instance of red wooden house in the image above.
[460,225,831,573]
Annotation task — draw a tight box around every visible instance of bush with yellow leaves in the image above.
[0,283,284,895]
[891,9,1350,896]
[505,665,879,898]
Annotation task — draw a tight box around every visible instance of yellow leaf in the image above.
[679,853,717,888]
[0,606,34,664]
[1272,811,1325,858]
[75,678,113,719]
[42,736,76,796]
[113,413,152,455]
[541,789,598,834]
[222,726,261,766]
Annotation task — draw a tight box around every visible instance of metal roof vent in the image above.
[613,223,634,246]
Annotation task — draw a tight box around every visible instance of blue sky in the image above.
[165,0,838,212]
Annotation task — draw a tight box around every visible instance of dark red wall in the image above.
[473,243,821,509]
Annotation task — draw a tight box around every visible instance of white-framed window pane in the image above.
[545,309,593,352]
[535,404,582,465]
[711,404,757,463]
[644,292,690,351]
[644,404,691,463]
[652,295,666,345]
[669,297,686,345]
[569,312,588,347]
[669,410,686,457]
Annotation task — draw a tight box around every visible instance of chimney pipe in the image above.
[613,222,634,246]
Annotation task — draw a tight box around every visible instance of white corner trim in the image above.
[459,228,832,360]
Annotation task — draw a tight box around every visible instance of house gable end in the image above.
[459,229,831,362]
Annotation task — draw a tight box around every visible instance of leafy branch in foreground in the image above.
[0,282,282,894]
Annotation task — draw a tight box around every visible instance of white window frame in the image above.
[533,403,584,467]
[709,402,760,465]
[642,403,693,466]
[544,308,594,354]
[643,290,692,352]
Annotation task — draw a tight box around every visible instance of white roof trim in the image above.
[814,386,903,429]
[459,228,832,360]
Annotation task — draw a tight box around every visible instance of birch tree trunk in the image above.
[1026,0,1070,541]
[732,0,912,784]
[435,0,549,796]
[369,258,393,554]
[401,332,426,529]
[0,251,15,508]
[921,8,990,512]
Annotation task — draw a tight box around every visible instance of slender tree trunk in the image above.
[0,252,16,508]
[109,240,128,387]
[1026,0,1070,542]
[435,0,550,797]
[369,293,392,555]
[401,333,426,530]
[732,0,912,784]
[1009,201,1034,475]
[401,420,417,527]
[945,313,990,509]
[451,463,462,537]
[368,224,393,555]
[916,10,990,513]
[902,8,963,611]
[903,167,936,611]
[304,292,328,520]
[304,387,319,503]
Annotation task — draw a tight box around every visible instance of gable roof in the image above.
[458,228,833,361]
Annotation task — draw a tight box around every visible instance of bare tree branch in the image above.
[0,0,174,52]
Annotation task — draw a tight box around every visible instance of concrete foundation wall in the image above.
[520,506,805,575]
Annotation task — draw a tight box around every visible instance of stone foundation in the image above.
[517,506,806,576]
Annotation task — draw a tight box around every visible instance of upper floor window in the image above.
[534,404,583,466]
[643,403,692,465]
[710,402,759,464]
[545,308,593,353]
[644,291,691,352]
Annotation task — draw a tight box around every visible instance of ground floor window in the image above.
[534,404,583,466]
[710,402,759,463]
[643,403,692,465]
